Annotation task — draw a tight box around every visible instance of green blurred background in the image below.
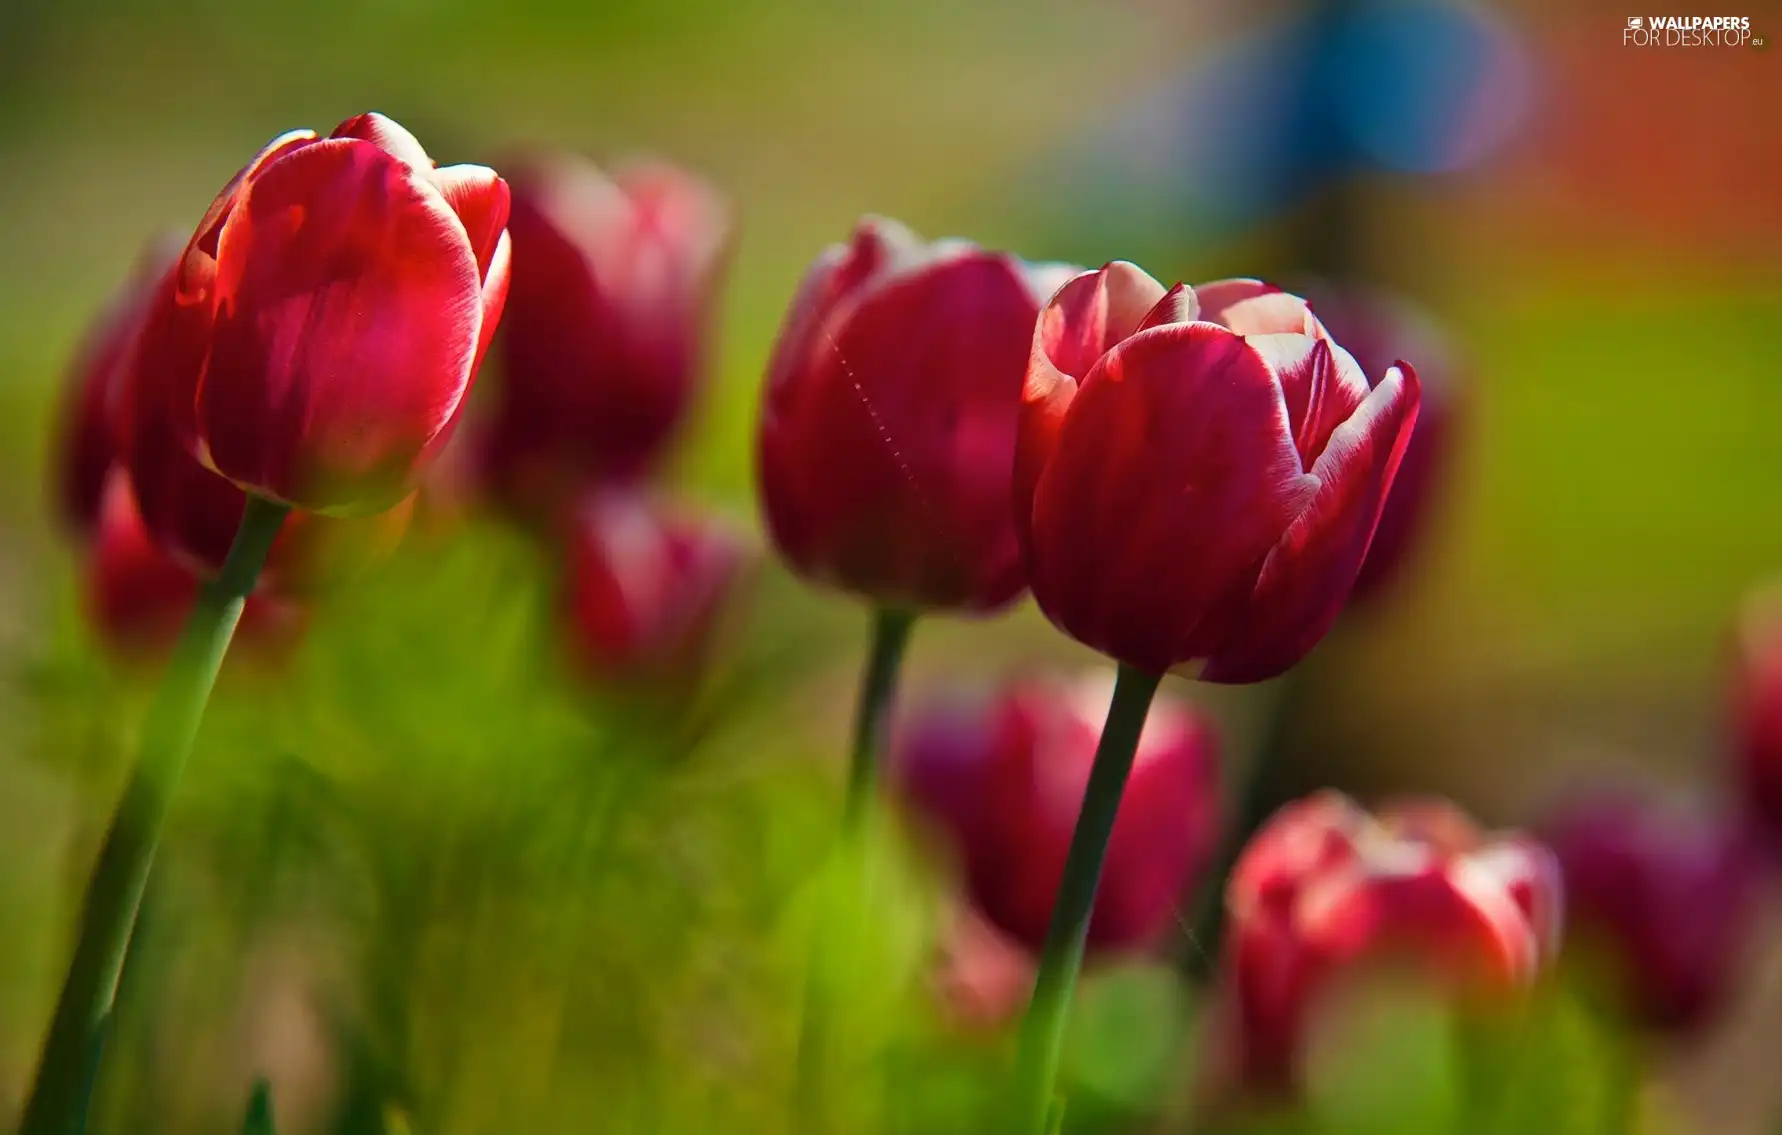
[2,0,1780,1130]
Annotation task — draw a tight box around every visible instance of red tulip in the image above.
[86,473,303,662]
[52,247,171,538]
[1015,265,1421,682]
[563,490,752,685]
[1222,792,1560,1092]
[482,156,730,509]
[759,218,1078,612]
[1545,787,1761,1034]
[1299,284,1461,602]
[134,112,511,515]
[894,671,1221,953]
[1735,587,1782,847]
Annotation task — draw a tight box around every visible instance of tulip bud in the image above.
[481,155,731,512]
[134,113,511,515]
[1736,587,1782,847]
[1299,284,1461,602]
[894,671,1221,954]
[51,247,170,538]
[86,473,303,662]
[1015,265,1422,682]
[1544,787,1761,1035]
[759,218,1079,612]
[562,490,752,686]
[1222,792,1559,1093]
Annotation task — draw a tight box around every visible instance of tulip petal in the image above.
[1196,279,1324,337]
[330,112,433,170]
[1246,335,1371,469]
[1200,363,1422,683]
[199,138,482,512]
[183,130,318,297]
[1135,282,1200,332]
[429,164,511,281]
[1036,261,1168,382]
[1028,324,1316,674]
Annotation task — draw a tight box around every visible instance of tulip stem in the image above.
[794,605,916,1132]
[841,607,916,834]
[1012,663,1162,1135]
[20,494,290,1135]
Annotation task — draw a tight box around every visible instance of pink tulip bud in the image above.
[481,155,731,514]
[895,671,1221,954]
[1545,787,1762,1035]
[1222,792,1560,1093]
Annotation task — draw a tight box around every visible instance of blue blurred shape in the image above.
[1047,0,1532,236]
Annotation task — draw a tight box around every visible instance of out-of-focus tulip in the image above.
[1300,284,1460,602]
[52,248,171,537]
[759,217,1077,612]
[481,156,730,510]
[1014,264,1421,682]
[562,490,752,685]
[1736,587,1782,846]
[86,473,303,662]
[1223,792,1559,1092]
[895,671,1221,953]
[1545,787,1761,1035]
[132,112,511,515]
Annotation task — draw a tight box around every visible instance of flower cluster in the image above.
[44,104,1782,1135]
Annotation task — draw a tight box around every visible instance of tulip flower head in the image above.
[563,490,752,687]
[895,670,1221,953]
[134,113,511,516]
[759,217,1079,612]
[1545,787,1761,1035]
[483,155,731,511]
[1015,265,1421,681]
[1222,792,1559,1093]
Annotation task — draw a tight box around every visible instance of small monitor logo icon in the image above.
[1628,16,1644,28]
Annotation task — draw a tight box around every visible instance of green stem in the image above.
[21,495,290,1135]
[793,605,916,1133]
[1011,663,1162,1135]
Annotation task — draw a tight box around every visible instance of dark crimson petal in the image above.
[1027,323,1315,675]
[198,138,482,513]
[1200,364,1421,683]
[760,251,1039,610]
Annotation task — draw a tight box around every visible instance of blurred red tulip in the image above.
[759,217,1077,612]
[563,490,752,685]
[1735,588,1782,848]
[895,671,1221,954]
[1545,787,1762,1035]
[86,473,303,662]
[1300,284,1461,602]
[52,247,171,538]
[134,112,511,515]
[1223,792,1559,1093]
[1014,265,1421,682]
[481,156,730,511]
